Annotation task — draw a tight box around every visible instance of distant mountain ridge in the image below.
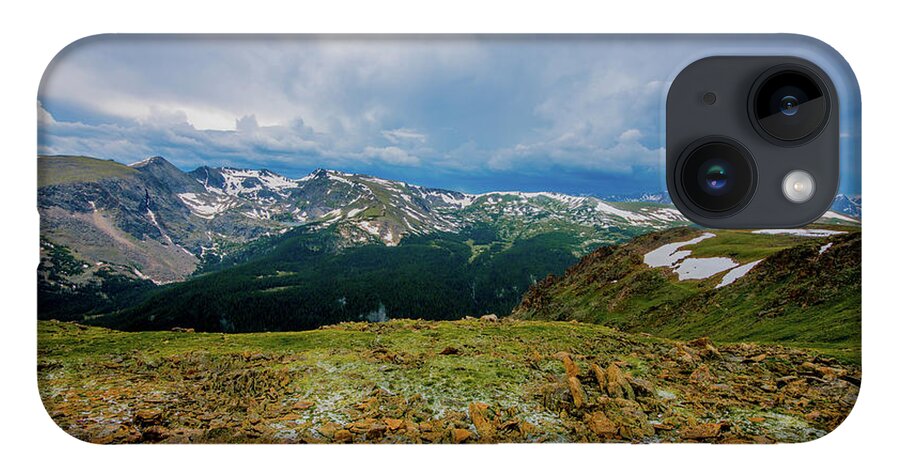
[38,155,695,283]
[831,193,862,218]
[175,164,692,247]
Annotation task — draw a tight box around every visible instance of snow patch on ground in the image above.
[821,211,859,223]
[242,209,271,220]
[647,208,685,222]
[129,157,156,167]
[146,209,175,246]
[644,233,745,281]
[346,207,367,218]
[324,172,355,186]
[752,229,846,237]
[177,192,239,219]
[429,191,474,208]
[674,257,739,281]
[357,221,381,237]
[217,168,298,196]
[644,233,716,268]
[591,200,647,224]
[716,259,763,288]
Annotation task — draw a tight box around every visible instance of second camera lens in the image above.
[677,139,757,216]
[751,66,830,143]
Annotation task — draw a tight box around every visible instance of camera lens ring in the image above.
[674,137,758,218]
[748,64,831,146]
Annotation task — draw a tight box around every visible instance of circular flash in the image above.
[782,170,816,203]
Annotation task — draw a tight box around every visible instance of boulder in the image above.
[606,364,635,400]
[317,422,340,439]
[139,425,169,442]
[590,363,607,394]
[688,336,720,359]
[629,377,655,397]
[585,412,618,438]
[801,362,848,380]
[680,422,722,440]
[596,397,654,440]
[291,400,315,410]
[333,429,353,443]
[383,418,404,432]
[558,353,580,378]
[134,409,164,427]
[451,428,473,444]
[567,376,586,408]
[468,402,495,442]
[366,423,387,440]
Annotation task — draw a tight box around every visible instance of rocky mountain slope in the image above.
[39,318,859,444]
[39,156,280,284]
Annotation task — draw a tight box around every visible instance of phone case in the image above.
[37,34,861,444]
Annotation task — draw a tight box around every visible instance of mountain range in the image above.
[38,155,693,283]
[38,154,861,332]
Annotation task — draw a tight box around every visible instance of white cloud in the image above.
[618,129,643,142]
[381,128,427,144]
[37,102,55,126]
[362,146,421,166]
[236,114,260,132]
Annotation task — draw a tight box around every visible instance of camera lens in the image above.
[779,95,799,116]
[751,66,829,143]
[700,159,732,195]
[677,139,756,215]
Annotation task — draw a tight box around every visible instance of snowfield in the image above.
[821,210,859,223]
[674,257,739,281]
[752,229,846,237]
[177,192,239,219]
[643,233,742,282]
[643,233,717,268]
[716,259,763,288]
[645,228,848,288]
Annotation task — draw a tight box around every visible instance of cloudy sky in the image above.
[37,35,861,195]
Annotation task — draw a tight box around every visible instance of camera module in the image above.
[667,56,840,227]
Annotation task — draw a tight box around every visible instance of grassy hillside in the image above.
[513,227,861,360]
[39,319,859,444]
[38,155,138,187]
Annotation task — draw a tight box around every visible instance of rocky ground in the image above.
[38,318,859,444]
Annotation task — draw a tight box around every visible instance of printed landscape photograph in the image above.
[37,36,861,444]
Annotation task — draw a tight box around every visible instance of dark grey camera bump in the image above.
[666,56,840,228]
